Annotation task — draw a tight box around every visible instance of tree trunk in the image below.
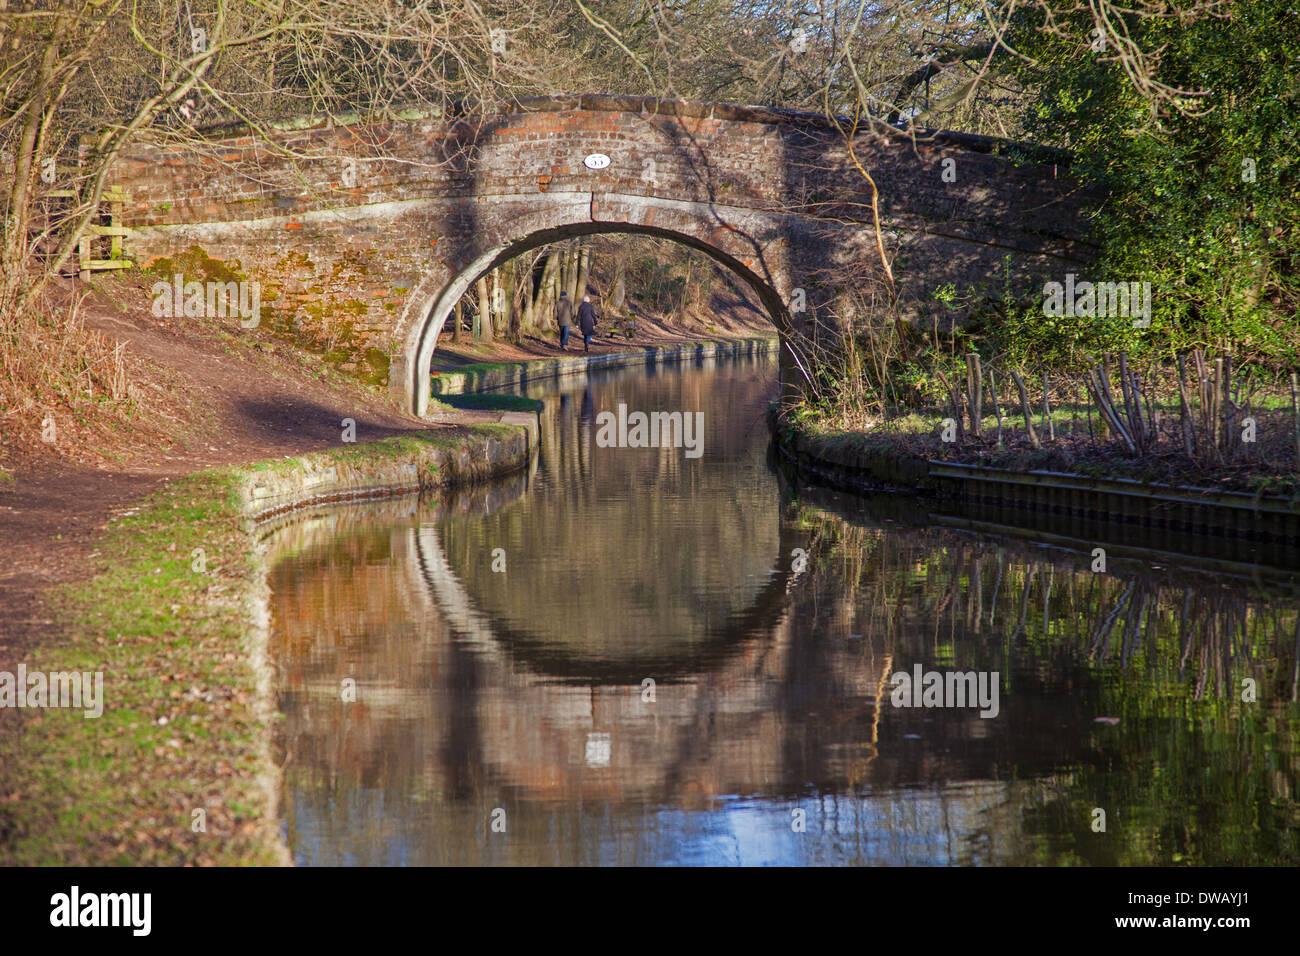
[4,14,64,298]
[611,255,626,310]
[557,243,571,305]
[520,259,536,333]
[1220,353,1233,458]
[566,241,582,302]
[965,353,983,438]
[1291,372,1300,468]
[545,252,561,329]
[1009,369,1041,449]
[1041,371,1055,441]
[505,262,521,342]
[474,275,488,341]
[1176,353,1195,457]
[533,250,560,332]
[575,242,592,301]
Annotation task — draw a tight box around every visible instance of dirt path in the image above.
[0,279,474,827]
[0,278,438,676]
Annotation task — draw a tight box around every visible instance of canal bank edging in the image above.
[769,411,1300,548]
[430,336,779,395]
[240,415,538,523]
[238,424,538,865]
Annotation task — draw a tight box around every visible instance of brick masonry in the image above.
[108,94,1096,416]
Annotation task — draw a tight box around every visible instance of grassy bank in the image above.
[1,425,533,865]
[778,405,1300,501]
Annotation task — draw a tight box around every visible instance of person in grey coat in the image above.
[577,295,598,353]
[555,290,573,350]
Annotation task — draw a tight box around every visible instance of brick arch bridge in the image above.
[109,94,1093,416]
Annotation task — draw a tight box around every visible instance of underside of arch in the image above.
[394,196,796,417]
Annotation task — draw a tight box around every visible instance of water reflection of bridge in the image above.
[414,508,888,804]
[263,473,1066,814]
[264,455,1300,864]
[265,476,893,807]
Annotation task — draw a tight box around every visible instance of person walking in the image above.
[555,290,573,350]
[577,294,598,353]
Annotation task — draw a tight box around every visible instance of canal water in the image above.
[266,352,1300,866]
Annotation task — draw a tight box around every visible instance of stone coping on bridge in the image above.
[429,336,779,396]
[190,93,1071,165]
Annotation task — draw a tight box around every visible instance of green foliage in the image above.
[806,1,1300,428]
[1004,0,1300,366]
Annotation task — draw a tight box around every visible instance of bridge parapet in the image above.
[108,95,1096,415]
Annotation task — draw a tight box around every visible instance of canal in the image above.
[265,352,1300,865]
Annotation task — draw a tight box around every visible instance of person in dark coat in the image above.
[555,290,573,350]
[577,295,598,353]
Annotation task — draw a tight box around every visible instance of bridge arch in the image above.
[396,196,797,417]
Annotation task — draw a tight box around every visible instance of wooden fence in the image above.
[38,171,132,279]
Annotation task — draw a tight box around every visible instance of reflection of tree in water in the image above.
[796,491,1300,865]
